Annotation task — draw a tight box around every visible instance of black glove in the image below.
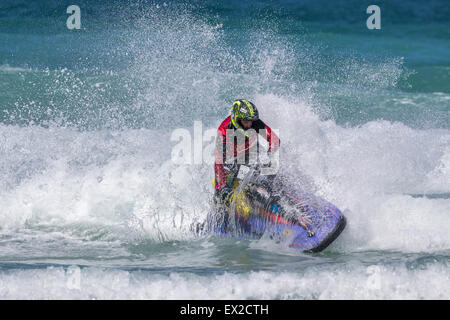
[220,187,233,203]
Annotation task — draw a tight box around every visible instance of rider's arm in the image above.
[253,119,280,152]
[214,128,227,190]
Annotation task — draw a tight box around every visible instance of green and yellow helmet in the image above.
[230,99,259,129]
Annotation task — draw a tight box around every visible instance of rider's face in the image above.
[241,120,253,129]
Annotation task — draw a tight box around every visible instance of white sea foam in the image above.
[255,94,450,252]
[0,125,210,243]
[0,95,449,253]
[0,64,31,73]
[0,262,448,299]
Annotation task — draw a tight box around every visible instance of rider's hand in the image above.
[220,187,233,203]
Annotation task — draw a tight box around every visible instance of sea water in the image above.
[0,0,449,299]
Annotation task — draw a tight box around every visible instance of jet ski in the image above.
[203,164,346,253]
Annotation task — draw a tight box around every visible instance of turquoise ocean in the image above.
[0,0,449,299]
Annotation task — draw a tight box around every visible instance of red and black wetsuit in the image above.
[214,116,280,191]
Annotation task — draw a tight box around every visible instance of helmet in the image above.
[230,99,259,129]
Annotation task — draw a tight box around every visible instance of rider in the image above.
[214,99,280,203]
